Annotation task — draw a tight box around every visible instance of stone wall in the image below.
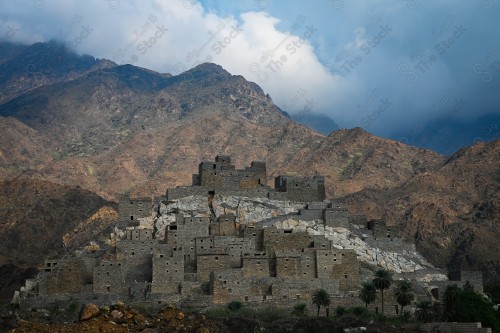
[330,250,359,291]
[126,228,153,241]
[151,251,184,294]
[449,271,484,293]
[168,157,326,203]
[273,175,326,202]
[275,251,301,278]
[38,257,94,295]
[364,238,416,253]
[242,252,269,278]
[272,278,339,304]
[210,270,272,304]
[420,322,492,333]
[300,248,317,279]
[263,228,314,254]
[197,254,232,282]
[167,187,207,200]
[349,214,368,226]
[367,219,400,239]
[118,196,153,224]
[194,156,267,193]
[93,259,126,294]
[298,208,324,220]
[325,208,349,228]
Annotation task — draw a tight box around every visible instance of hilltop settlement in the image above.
[14,156,483,316]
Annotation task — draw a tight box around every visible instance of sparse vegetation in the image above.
[373,269,393,315]
[291,303,308,317]
[359,281,377,308]
[393,280,414,314]
[415,300,434,323]
[312,288,331,316]
[442,284,500,332]
[227,300,243,312]
[255,306,290,322]
[67,302,79,315]
[485,279,500,304]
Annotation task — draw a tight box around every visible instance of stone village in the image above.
[14,156,483,316]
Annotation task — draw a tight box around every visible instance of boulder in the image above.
[80,303,100,321]
[111,309,124,319]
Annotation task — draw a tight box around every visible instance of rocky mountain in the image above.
[0,59,443,199]
[0,178,117,300]
[0,41,498,290]
[339,140,500,279]
[0,40,115,104]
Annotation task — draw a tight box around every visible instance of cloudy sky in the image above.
[1,0,499,148]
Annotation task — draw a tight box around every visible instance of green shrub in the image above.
[227,301,243,312]
[401,310,412,322]
[335,306,348,317]
[68,302,79,315]
[205,306,230,318]
[485,279,500,304]
[450,288,500,332]
[255,306,290,322]
[350,306,370,318]
[292,303,308,317]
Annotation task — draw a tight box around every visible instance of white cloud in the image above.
[0,0,350,119]
[1,0,498,140]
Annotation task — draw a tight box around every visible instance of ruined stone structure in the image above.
[367,219,400,240]
[167,155,325,202]
[16,156,485,315]
[117,195,154,226]
[298,201,349,229]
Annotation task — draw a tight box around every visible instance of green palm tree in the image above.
[415,300,434,322]
[312,288,331,316]
[443,284,460,320]
[372,269,393,315]
[359,281,377,308]
[394,280,415,314]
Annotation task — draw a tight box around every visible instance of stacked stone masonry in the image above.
[167,156,325,202]
[18,156,485,314]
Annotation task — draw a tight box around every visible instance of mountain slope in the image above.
[0,58,444,200]
[281,128,444,197]
[291,112,339,135]
[0,178,117,300]
[339,140,500,280]
[0,178,117,265]
[0,40,116,105]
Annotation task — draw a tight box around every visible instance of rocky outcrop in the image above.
[154,195,304,238]
[211,195,304,224]
[273,219,445,276]
[154,194,447,280]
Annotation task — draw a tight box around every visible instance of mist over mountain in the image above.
[389,113,500,156]
[291,112,340,136]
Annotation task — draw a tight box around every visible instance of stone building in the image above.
[118,195,155,225]
[298,201,349,228]
[167,155,325,202]
[21,156,362,309]
[367,219,400,239]
[17,156,483,315]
